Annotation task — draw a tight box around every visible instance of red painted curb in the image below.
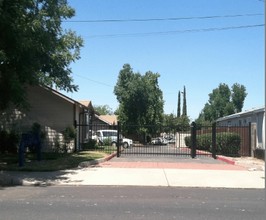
[103,152,117,162]
[217,155,236,165]
[195,149,236,165]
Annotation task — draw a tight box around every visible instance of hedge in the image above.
[184,132,241,156]
[0,130,19,154]
[216,132,241,156]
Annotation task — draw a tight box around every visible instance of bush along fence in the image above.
[185,122,251,158]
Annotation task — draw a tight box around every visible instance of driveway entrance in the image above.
[117,123,212,158]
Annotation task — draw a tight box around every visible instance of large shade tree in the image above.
[197,83,247,123]
[114,64,164,134]
[0,0,83,110]
[231,83,247,113]
[94,105,113,115]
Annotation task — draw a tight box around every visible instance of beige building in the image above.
[0,86,94,152]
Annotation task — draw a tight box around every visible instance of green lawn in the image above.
[0,151,109,172]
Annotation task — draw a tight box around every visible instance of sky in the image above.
[61,0,264,120]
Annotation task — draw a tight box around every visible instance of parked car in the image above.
[151,137,168,145]
[162,133,176,144]
[151,135,176,145]
[164,136,176,144]
[95,129,133,148]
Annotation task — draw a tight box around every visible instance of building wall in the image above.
[0,86,89,152]
[26,86,74,131]
[217,108,265,159]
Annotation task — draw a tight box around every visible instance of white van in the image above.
[95,129,133,148]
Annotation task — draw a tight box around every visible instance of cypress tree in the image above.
[177,91,181,117]
[182,86,187,116]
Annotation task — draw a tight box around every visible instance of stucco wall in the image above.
[26,86,74,131]
[217,109,265,153]
[0,86,89,152]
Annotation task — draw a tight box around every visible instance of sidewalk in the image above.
[1,155,265,189]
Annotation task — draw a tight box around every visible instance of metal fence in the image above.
[77,123,118,154]
[193,123,251,157]
[76,122,251,158]
[117,123,192,157]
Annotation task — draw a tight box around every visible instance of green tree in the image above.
[94,105,113,115]
[195,111,212,128]
[231,83,247,113]
[114,64,164,134]
[177,91,181,118]
[198,83,247,123]
[182,86,187,116]
[163,113,177,127]
[177,115,190,131]
[163,113,190,132]
[0,0,83,110]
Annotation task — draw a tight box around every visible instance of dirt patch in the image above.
[232,157,265,171]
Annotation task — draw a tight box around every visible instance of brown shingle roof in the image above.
[97,115,118,125]
[79,100,93,109]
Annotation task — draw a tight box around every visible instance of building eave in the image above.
[216,106,265,122]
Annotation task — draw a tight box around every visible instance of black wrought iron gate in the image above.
[76,120,249,159]
[117,123,214,158]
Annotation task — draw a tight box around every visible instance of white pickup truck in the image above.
[95,129,133,148]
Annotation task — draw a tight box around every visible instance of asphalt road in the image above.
[0,186,265,220]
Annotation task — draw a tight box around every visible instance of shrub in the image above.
[0,130,8,154]
[0,130,19,154]
[7,130,19,154]
[53,134,63,153]
[63,126,76,142]
[62,126,76,153]
[83,139,97,150]
[102,137,112,146]
[184,132,241,156]
[216,132,241,156]
[184,135,191,148]
[31,122,46,139]
[196,133,212,151]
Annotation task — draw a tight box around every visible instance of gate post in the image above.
[212,122,217,159]
[248,122,252,156]
[117,121,121,157]
[191,122,196,158]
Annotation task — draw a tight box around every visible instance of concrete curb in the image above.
[78,152,237,167]
[0,172,23,186]
[216,155,236,165]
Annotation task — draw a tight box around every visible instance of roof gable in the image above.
[32,85,93,110]
[96,115,118,125]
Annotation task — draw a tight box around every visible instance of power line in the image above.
[73,73,113,87]
[88,24,264,39]
[63,13,263,23]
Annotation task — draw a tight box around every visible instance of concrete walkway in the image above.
[1,156,265,189]
[54,167,265,189]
